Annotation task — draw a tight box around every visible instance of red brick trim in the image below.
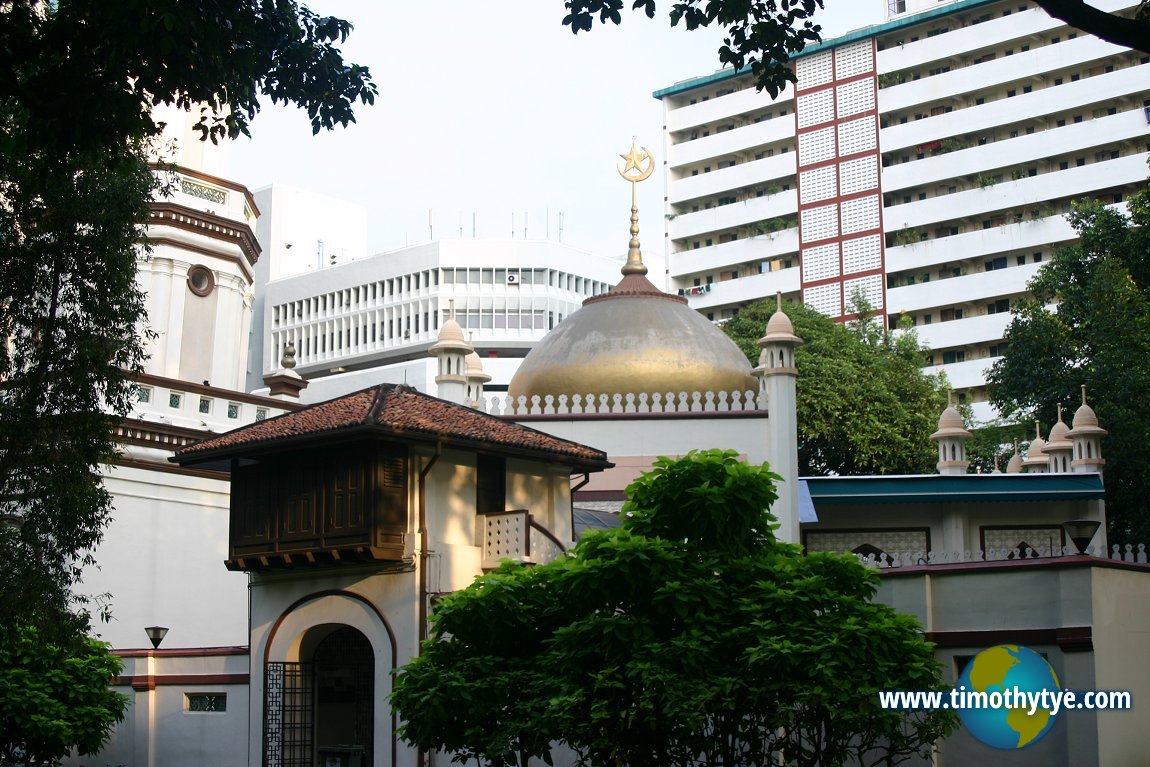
[114,673,249,691]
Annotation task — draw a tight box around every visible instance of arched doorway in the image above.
[314,626,374,766]
[264,623,375,767]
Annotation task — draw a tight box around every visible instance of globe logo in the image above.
[957,644,1060,749]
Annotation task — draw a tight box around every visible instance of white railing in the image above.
[853,544,1148,569]
[484,389,767,417]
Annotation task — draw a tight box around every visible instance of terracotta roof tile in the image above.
[175,384,609,467]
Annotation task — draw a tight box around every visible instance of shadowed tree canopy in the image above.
[0,624,127,767]
[562,0,1150,96]
[392,450,955,767]
[0,0,375,641]
[989,189,1150,543]
[723,299,947,476]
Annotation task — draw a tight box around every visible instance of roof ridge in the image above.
[366,384,393,424]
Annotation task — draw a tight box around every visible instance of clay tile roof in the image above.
[174,384,609,467]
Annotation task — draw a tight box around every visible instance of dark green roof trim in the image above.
[653,0,1001,99]
[802,473,1106,505]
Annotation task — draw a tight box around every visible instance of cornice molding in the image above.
[148,201,261,267]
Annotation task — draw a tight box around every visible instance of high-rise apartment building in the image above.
[657,0,1150,421]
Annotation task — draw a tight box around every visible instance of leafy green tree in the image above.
[563,1,1150,96]
[0,624,127,766]
[723,299,948,475]
[392,450,955,767]
[989,190,1150,543]
[0,1,375,639]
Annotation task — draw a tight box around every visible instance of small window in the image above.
[187,265,215,297]
[227,403,240,420]
[255,408,268,421]
[186,693,227,713]
[137,387,152,404]
[169,392,183,409]
[198,397,211,414]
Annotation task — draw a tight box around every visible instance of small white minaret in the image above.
[1045,403,1073,473]
[1022,421,1049,473]
[1006,439,1023,474]
[428,300,471,405]
[1069,385,1107,475]
[464,333,491,411]
[752,292,802,544]
[930,398,971,475]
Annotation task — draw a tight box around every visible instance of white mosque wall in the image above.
[88,465,246,649]
[72,649,250,767]
[1091,566,1150,767]
[871,559,1150,767]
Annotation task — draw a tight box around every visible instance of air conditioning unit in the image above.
[506,274,520,285]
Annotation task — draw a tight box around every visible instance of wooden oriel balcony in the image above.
[225,444,409,572]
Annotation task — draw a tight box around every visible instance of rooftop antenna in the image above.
[524,211,528,240]
[428,209,434,241]
[559,211,564,242]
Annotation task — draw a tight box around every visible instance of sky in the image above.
[230,1,887,259]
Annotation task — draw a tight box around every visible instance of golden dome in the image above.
[508,273,755,401]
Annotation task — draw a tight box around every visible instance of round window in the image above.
[187,265,215,296]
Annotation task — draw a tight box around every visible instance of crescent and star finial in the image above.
[618,139,654,276]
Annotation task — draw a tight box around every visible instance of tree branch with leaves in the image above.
[0,0,375,649]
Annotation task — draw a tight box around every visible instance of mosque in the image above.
[77,133,1149,767]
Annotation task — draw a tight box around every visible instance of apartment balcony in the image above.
[875,1,1139,75]
[669,154,797,205]
[670,234,799,278]
[670,119,796,169]
[885,217,1076,274]
[682,268,801,311]
[880,66,1150,159]
[879,33,1127,115]
[884,154,1149,231]
[665,83,794,134]
[669,191,798,241]
[927,356,996,390]
[912,312,1013,351]
[887,263,1041,314]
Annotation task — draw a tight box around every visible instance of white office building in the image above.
[254,235,624,402]
[656,0,1150,421]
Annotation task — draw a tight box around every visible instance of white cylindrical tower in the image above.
[1022,421,1049,474]
[428,301,471,405]
[1069,385,1107,475]
[751,293,802,544]
[930,402,971,476]
[1045,404,1073,473]
[464,333,492,410]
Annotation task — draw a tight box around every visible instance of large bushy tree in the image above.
[0,624,127,766]
[0,1,375,639]
[723,299,947,476]
[989,190,1150,543]
[392,450,955,767]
